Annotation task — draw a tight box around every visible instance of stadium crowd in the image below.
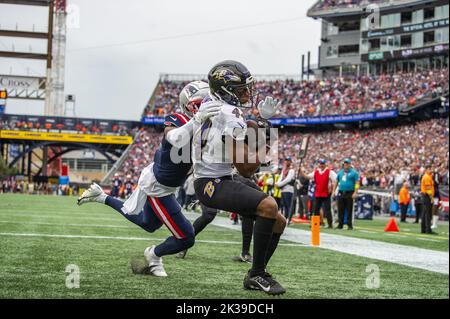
[108,118,448,194]
[0,118,134,136]
[278,118,449,189]
[115,127,162,185]
[143,69,448,118]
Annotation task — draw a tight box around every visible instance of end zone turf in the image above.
[0,194,448,299]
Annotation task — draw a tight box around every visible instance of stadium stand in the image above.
[278,118,449,186]
[143,69,448,118]
[0,114,137,136]
[114,127,162,184]
[106,118,448,190]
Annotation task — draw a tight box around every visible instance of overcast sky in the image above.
[0,0,321,121]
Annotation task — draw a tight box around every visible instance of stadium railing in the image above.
[307,0,424,17]
[100,129,141,185]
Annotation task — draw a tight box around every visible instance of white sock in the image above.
[97,193,107,204]
[432,215,439,227]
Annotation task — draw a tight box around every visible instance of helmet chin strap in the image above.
[220,86,251,108]
[211,91,225,102]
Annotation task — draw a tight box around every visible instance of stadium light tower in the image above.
[44,0,67,116]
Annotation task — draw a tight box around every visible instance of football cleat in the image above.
[176,250,188,259]
[232,253,253,264]
[243,271,286,295]
[77,183,107,206]
[144,246,168,277]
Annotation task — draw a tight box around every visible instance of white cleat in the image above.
[77,183,107,206]
[144,246,168,277]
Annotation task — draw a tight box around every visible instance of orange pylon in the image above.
[384,218,400,232]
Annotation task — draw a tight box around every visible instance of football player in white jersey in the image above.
[192,60,287,295]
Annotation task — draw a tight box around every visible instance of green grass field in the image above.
[0,194,448,299]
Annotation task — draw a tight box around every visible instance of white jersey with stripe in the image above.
[192,97,247,179]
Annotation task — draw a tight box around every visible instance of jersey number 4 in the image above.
[232,107,244,120]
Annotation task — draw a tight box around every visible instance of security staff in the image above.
[271,165,282,209]
[276,157,296,222]
[420,164,436,234]
[431,168,441,230]
[296,174,310,219]
[300,159,337,228]
[259,171,273,195]
[333,158,360,230]
[398,181,411,223]
[413,187,423,224]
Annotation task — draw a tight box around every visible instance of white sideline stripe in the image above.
[0,232,238,244]
[0,232,304,247]
[0,220,135,229]
[0,209,117,218]
[183,212,450,275]
[0,213,123,223]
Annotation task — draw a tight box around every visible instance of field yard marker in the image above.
[311,216,320,246]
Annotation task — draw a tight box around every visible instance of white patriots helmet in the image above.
[179,80,210,118]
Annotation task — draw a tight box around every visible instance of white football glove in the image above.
[257,96,280,119]
[193,101,221,124]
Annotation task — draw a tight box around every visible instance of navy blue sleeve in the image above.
[164,113,189,128]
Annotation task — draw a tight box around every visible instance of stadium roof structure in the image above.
[0,0,49,6]
[159,73,304,82]
[307,0,432,18]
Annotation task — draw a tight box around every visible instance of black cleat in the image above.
[176,250,188,259]
[233,254,253,264]
[243,271,286,295]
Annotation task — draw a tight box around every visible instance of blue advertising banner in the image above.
[0,105,5,115]
[141,109,398,126]
[270,109,398,125]
[141,117,166,125]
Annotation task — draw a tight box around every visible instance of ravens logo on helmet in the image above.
[208,60,257,108]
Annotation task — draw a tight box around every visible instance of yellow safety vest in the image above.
[273,174,281,198]
[262,174,273,194]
